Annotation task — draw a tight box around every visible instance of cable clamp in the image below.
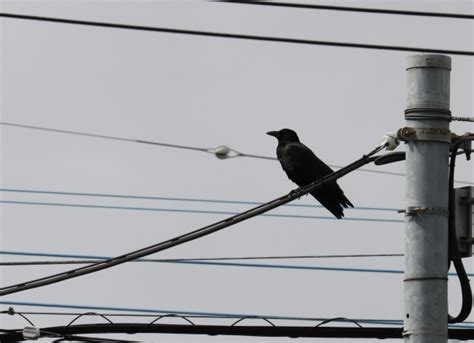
[398,206,449,217]
[404,276,448,282]
[22,326,40,340]
[380,132,399,151]
[402,329,447,337]
[397,127,451,143]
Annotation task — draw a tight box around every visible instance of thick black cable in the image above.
[8,323,474,340]
[215,1,474,20]
[0,323,406,341]
[1,13,473,56]
[0,144,385,296]
[447,135,474,323]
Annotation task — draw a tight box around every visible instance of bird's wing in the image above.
[278,142,333,186]
[277,142,354,218]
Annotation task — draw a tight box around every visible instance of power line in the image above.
[0,144,390,296]
[0,300,406,326]
[2,321,474,341]
[1,13,473,56]
[0,309,410,328]
[0,323,410,341]
[0,250,407,273]
[452,116,474,122]
[0,250,404,263]
[1,250,471,277]
[3,301,474,335]
[0,122,211,153]
[3,122,473,183]
[215,1,474,20]
[0,250,408,273]
[0,188,400,212]
[0,199,404,223]
[0,259,407,274]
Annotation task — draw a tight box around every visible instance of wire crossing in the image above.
[0,250,470,276]
[0,144,387,296]
[215,1,474,20]
[1,13,473,56]
[0,250,404,262]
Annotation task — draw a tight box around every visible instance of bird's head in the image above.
[266,128,300,142]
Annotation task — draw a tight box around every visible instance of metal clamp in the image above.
[398,206,449,217]
[404,277,448,282]
[397,127,451,143]
[405,108,452,122]
[402,329,447,337]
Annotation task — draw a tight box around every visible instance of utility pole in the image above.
[403,54,452,342]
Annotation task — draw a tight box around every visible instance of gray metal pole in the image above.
[403,54,452,343]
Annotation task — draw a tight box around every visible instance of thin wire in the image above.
[230,316,276,327]
[0,122,211,153]
[2,122,472,183]
[1,13,473,56]
[0,250,405,264]
[1,307,36,326]
[452,116,474,122]
[0,200,404,223]
[0,145,395,296]
[0,300,405,326]
[65,312,114,327]
[0,250,407,274]
[215,1,474,19]
[0,250,470,276]
[3,301,474,329]
[148,314,195,326]
[0,188,400,212]
[315,317,363,328]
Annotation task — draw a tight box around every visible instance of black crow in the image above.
[267,128,353,219]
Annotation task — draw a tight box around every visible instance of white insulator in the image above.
[23,326,40,340]
[214,145,231,159]
[380,132,399,151]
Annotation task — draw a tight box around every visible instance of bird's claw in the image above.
[289,189,302,200]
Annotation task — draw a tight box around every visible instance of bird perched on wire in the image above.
[267,128,353,219]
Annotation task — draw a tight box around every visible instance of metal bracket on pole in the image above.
[454,187,473,258]
[398,206,449,217]
[405,109,451,122]
[397,127,451,143]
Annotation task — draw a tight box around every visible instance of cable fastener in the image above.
[402,329,447,337]
[397,127,451,143]
[22,326,40,340]
[398,206,449,217]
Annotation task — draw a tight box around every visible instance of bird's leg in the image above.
[289,188,303,200]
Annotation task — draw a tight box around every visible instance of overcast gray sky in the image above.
[1,0,473,341]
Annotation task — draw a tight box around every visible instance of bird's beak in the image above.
[266,131,279,138]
